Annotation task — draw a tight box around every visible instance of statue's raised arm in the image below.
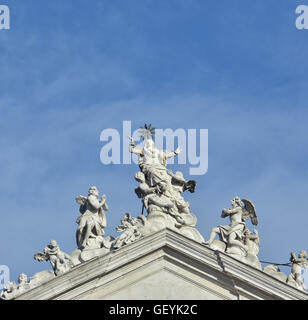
[164,147,182,159]
[128,136,143,155]
[129,124,155,156]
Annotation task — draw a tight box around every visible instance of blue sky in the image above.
[1,0,308,283]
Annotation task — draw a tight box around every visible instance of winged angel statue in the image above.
[75,186,108,250]
[205,197,260,267]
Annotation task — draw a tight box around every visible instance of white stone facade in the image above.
[14,229,308,300]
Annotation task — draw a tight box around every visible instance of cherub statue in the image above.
[287,250,308,291]
[16,273,30,294]
[243,228,260,256]
[34,240,73,276]
[0,273,30,300]
[134,172,178,215]
[167,170,196,194]
[134,160,198,223]
[205,197,258,255]
[113,213,145,249]
[0,281,17,300]
[165,170,196,216]
[75,186,109,250]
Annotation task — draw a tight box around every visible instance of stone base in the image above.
[29,270,55,287]
[15,229,308,300]
[263,265,287,282]
[228,252,262,270]
[71,247,110,263]
[209,240,226,252]
[80,247,110,262]
[209,240,261,270]
[140,210,204,243]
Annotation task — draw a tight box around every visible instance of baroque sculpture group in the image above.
[1,125,307,299]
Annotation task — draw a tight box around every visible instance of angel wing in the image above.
[34,252,47,262]
[241,198,258,226]
[75,195,87,214]
[184,180,197,193]
[75,195,87,206]
[135,187,144,199]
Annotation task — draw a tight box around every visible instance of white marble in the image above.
[2,124,308,300]
[287,250,308,291]
[117,125,205,244]
[205,197,261,269]
[13,229,308,300]
[34,240,73,276]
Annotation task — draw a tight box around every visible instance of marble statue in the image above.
[70,186,114,263]
[243,228,259,257]
[34,240,73,276]
[0,281,18,300]
[129,124,181,188]
[3,123,308,299]
[16,273,30,294]
[75,186,109,250]
[123,124,204,243]
[0,269,57,300]
[0,273,30,300]
[287,250,308,291]
[113,213,146,249]
[205,197,261,269]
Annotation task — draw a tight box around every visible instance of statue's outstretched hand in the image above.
[175,147,181,155]
[128,136,135,146]
[221,209,228,218]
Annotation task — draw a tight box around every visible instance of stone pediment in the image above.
[1,126,307,300]
[14,229,308,300]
